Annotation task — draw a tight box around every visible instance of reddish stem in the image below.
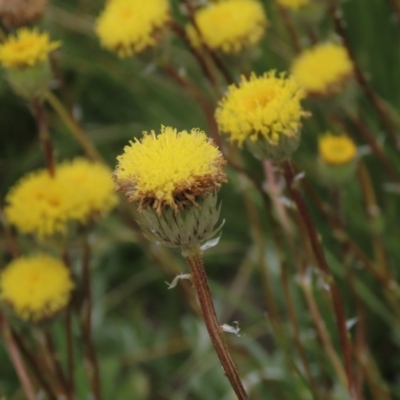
[282,161,357,399]
[184,248,248,400]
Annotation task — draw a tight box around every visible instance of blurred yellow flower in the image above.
[0,254,74,322]
[95,0,170,58]
[114,126,226,214]
[58,158,118,222]
[215,71,306,147]
[0,28,60,69]
[186,0,267,54]
[276,0,310,10]
[5,159,117,238]
[319,134,357,165]
[291,42,353,96]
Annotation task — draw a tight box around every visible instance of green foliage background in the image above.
[1,0,400,399]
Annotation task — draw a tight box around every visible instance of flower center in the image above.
[242,89,276,111]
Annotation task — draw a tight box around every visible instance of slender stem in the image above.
[275,3,302,53]
[11,329,58,400]
[44,330,73,399]
[282,160,357,399]
[179,0,235,85]
[80,236,102,400]
[184,247,248,400]
[328,2,400,149]
[348,115,400,183]
[169,21,219,91]
[32,98,55,176]
[263,160,293,235]
[44,91,102,162]
[300,279,348,389]
[162,63,222,148]
[65,306,75,396]
[61,249,76,397]
[0,314,37,400]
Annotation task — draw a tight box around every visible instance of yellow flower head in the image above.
[0,28,60,69]
[276,0,310,10]
[0,254,74,322]
[57,158,119,222]
[215,71,306,147]
[4,159,117,238]
[95,0,170,58]
[318,134,357,165]
[186,0,267,54]
[291,42,353,96]
[114,126,227,214]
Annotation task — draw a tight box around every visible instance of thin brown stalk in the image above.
[275,3,302,53]
[80,236,102,400]
[32,99,55,176]
[44,91,102,162]
[44,330,73,399]
[162,63,221,148]
[184,247,248,400]
[328,2,400,149]
[169,20,219,90]
[349,115,400,183]
[179,0,235,85]
[0,314,37,400]
[282,161,356,399]
[300,279,348,389]
[11,329,58,400]
[61,250,76,397]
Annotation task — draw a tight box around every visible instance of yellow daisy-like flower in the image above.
[114,126,227,214]
[0,28,60,69]
[276,0,310,10]
[4,159,117,238]
[0,254,74,322]
[216,71,306,147]
[95,0,170,58]
[186,0,267,54]
[291,42,353,96]
[318,134,357,165]
[57,158,119,222]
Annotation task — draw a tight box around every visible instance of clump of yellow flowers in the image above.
[0,28,60,98]
[291,42,353,96]
[186,0,267,54]
[95,0,170,58]
[0,254,74,322]
[318,133,358,185]
[5,158,118,239]
[216,71,307,161]
[114,126,227,248]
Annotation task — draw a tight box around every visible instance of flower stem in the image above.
[32,98,55,176]
[328,2,400,150]
[80,236,102,400]
[184,247,248,400]
[282,160,357,399]
[0,313,37,400]
[44,91,102,162]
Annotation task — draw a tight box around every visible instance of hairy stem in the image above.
[184,247,249,400]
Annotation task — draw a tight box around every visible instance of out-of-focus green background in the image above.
[1,0,400,399]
